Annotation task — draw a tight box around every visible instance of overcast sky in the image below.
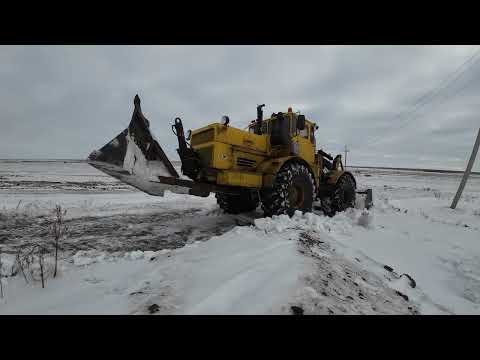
[1,45,479,170]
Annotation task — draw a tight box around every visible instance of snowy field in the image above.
[0,160,479,315]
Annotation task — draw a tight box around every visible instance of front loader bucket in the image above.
[87,95,188,196]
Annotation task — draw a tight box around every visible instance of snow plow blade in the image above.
[356,189,373,210]
[87,95,188,196]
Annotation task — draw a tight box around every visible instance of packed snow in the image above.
[0,160,479,314]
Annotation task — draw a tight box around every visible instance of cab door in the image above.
[296,124,315,164]
[291,117,315,164]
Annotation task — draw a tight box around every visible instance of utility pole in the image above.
[344,145,350,169]
[451,128,480,209]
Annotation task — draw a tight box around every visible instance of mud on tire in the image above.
[216,190,260,214]
[261,162,315,217]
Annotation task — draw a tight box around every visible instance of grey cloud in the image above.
[0,45,478,171]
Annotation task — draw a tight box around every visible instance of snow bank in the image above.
[254,209,375,236]
[0,208,447,314]
[73,251,107,266]
[2,163,479,314]
[0,223,312,314]
[137,225,312,315]
[124,250,157,261]
[348,171,480,314]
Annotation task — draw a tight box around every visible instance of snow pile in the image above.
[0,223,312,314]
[254,209,375,235]
[73,251,107,266]
[72,249,167,266]
[253,212,439,314]
[357,210,375,229]
[124,250,158,261]
[348,171,480,314]
[0,209,447,315]
[148,225,310,315]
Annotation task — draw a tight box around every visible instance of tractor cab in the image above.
[247,106,317,146]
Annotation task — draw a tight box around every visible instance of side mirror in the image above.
[297,115,306,130]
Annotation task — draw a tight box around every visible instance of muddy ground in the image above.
[0,207,245,255]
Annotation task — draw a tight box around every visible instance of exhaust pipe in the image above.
[255,104,265,135]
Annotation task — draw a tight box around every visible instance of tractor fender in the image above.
[327,170,357,189]
[257,156,318,189]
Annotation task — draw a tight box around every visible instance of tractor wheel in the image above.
[216,191,260,214]
[322,175,356,217]
[261,162,315,217]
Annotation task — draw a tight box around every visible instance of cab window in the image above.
[261,120,269,135]
[310,126,316,144]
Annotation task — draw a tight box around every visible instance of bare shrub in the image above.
[51,205,68,278]
[0,247,4,299]
[15,243,51,288]
[16,252,29,284]
[13,204,68,288]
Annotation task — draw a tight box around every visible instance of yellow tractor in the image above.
[88,95,372,217]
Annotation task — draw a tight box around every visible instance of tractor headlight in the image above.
[186,130,192,141]
[221,115,230,126]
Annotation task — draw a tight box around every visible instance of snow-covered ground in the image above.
[0,160,479,314]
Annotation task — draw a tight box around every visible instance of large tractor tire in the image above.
[216,191,260,214]
[321,174,356,217]
[261,162,315,217]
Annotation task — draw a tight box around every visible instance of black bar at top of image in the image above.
[1,5,480,45]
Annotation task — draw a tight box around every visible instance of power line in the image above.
[362,47,480,149]
[365,47,480,148]
[365,48,480,148]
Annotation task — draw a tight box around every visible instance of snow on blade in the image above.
[123,131,171,180]
[87,131,189,197]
